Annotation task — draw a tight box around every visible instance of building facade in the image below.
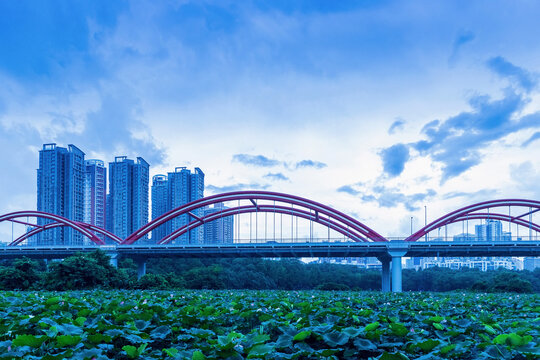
[108,156,149,240]
[36,143,86,245]
[475,219,503,241]
[149,167,205,243]
[84,159,107,240]
[167,167,204,243]
[203,204,234,244]
[151,174,169,242]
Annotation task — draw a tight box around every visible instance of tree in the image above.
[43,250,129,290]
[0,257,41,290]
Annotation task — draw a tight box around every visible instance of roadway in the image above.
[0,241,539,259]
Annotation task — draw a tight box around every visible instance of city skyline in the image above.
[1,1,540,242]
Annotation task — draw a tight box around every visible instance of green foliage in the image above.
[0,257,41,290]
[1,253,539,293]
[41,250,129,290]
[136,274,169,289]
[0,290,538,359]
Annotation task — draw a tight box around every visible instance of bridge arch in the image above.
[123,191,387,244]
[0,211,107,245]
[405,199,540,241]
[8,221,122,246]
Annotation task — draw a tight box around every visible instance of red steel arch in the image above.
[158,204,374,244]
[0,211,106,245]
[8,221,122,246]
[123,191,387,244]
[405,199,540,241]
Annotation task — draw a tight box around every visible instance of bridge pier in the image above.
[388,242,408,293]
[137,259,147,280]
[378,257,391,292]
[108,252,119,268]
[391,256,402,292]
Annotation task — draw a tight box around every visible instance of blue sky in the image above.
[0,0,539,238]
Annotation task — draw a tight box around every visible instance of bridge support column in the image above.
[137,259,147,280]
[391,256,402,292]
[378,257,391,292]
[108,252,119,268]
[387,241,409,293]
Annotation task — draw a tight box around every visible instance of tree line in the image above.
[0,250,538,293]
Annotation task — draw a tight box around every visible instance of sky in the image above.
[0,0,539,240]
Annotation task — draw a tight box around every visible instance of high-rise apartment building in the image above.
[475,219,503,241]
[203,204,234,244]
[151,174,169,241]
[84,159,107,240]
[108,156,149,240]
[36,143,85,245]
[150,167,204,243]
[169,167,204,243]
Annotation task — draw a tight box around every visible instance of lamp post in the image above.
[410,216,413,236]
[424,205,427,241]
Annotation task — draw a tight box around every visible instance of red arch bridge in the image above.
[1,191,539,292]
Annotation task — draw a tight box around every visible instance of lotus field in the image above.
[0,290,538,359]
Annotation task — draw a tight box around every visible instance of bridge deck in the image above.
[0,241,539,259]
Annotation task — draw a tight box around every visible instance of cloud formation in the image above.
[388,119,405,134]
[486,56,537,91]
[263,172,289,181]
[412,89,540,181]
[442,189,498,200]
[378,58,540,183]
[206,182,270,193]
[449,30,475,65]
[232,154,281,167]
[337,182,436,211]
[69,90,166,165]
[294,160,327,169]
[336,185,360,196]
[379,143,409,177]
[522,131,540,147]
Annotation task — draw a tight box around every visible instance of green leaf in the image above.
[493,333,533,347]
[390,323,409,337]
[123,345,138,359]
[45,297,61,306]
[439,344,456,355]
[379,352,410,360]
[428,316,444,323]
[56,335,82,347]
[150,325,171,340]
[192,350,206,360]
[342,327,363,338]
[416,339,440,352]
[354,338,377,351]
[293,330,311,341]
[164,348,179,357]
[87,334,112,344]
[364,321,380,332]
[484,325,497,335]
[433,323,444,331]
[74,317,86,327]
[134,320,150,331]
[12,335,47,348]
[322,331,350,347]
[248,344,274,358]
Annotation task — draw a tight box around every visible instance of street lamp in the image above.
[424,205,427,241]
[410,216,413,236]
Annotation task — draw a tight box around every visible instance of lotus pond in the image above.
[0,290,538,359]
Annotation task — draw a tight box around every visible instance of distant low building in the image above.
[407,257,523,271]
[523,257,540,271]
[203,204,234,244]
